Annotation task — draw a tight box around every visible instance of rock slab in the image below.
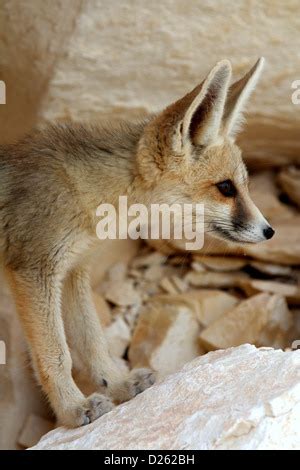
[32,345,300,450]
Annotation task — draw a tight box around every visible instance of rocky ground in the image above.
[0,167,300,449]
[32,345,300,450]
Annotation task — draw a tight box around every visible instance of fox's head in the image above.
[136,58,274,245]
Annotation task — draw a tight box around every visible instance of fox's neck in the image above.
[70,120,151,219]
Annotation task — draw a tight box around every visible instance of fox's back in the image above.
[0,119,147,264]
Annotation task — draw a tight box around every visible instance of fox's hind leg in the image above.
[6,266,113,427]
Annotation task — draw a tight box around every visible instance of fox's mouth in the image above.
[211,223,259,244]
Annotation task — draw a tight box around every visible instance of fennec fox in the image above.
[0,58,274,427]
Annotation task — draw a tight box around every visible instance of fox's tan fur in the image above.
[0,58,273,427]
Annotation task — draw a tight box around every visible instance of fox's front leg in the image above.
[6,267,113,427]
[63,267,155,402]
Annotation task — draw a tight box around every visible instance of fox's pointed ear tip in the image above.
[206,59,231,81]
[209,59,232,78]
[257,57,265,67]
[216,59,232,71]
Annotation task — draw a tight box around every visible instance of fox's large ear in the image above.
[144,60,232,152]
[179,59,232,147]
[222,58,265,138]
[138,61,231,180]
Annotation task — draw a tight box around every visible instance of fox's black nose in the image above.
[263,226,275,240]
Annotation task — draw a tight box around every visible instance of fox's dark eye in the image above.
[216,179,237,197]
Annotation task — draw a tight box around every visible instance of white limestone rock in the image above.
[38,1,300,168]
[199,293,292,351]
[128,295,203,378]
[18,414,54,449]
[278,166,300,208]
[103,279,142,307]
[105,316,131,359]
[32,345,300,450]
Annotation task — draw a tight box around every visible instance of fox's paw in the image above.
[60,393,114,427]
[127,368,156,398]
